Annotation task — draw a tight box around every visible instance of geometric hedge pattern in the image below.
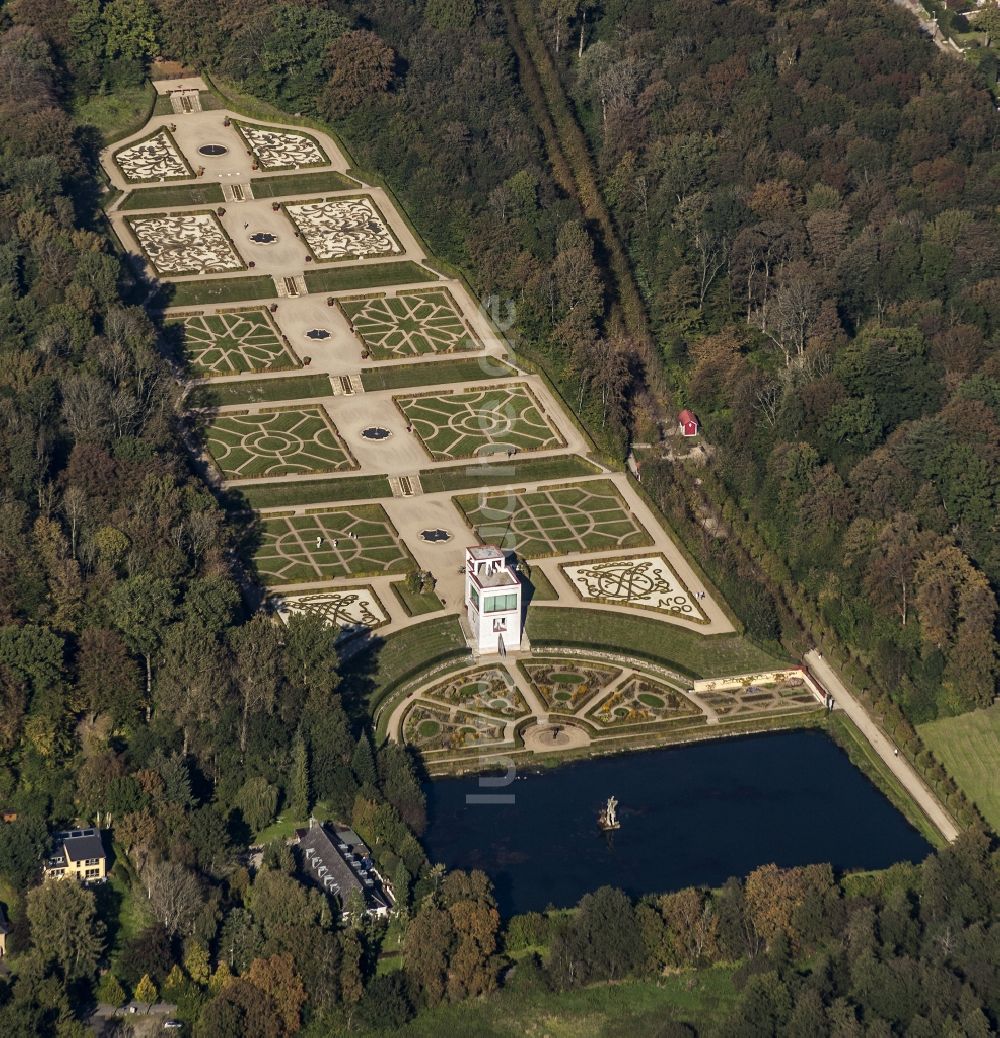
[254,505,411,584]
[455,479,653,559]
[174,309,297,377]
[341,290,474,359]
[127,212,243,276]
[284,197,399,262]
[561,554,707,622]
[396,384,563,461]
[204,407,355,479]
[235,121,329,169]
[114,128,191,181]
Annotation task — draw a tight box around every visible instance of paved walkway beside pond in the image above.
[805,650,959,843]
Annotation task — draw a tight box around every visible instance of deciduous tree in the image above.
[247,954,306,1034]
[142,859,204,938]
[321,29,394,119]
[27,879,105,980]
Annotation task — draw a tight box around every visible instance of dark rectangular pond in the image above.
[421,730,933,917]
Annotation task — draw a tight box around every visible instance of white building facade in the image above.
[464,546,523,653]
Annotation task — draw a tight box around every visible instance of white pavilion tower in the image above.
[464,546,523,654]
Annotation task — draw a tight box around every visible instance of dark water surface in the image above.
[422,730,933,916]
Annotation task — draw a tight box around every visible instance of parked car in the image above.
[163,1022,183,1031]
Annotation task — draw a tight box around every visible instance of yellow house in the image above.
[42,828,107,883]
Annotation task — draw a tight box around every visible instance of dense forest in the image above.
[540,0,1000,725]
[0,0,997,1034]
[0,6,435,1034]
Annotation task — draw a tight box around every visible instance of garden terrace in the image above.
[253,505,412,585]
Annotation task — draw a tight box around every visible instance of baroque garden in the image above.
[104,79,820,774]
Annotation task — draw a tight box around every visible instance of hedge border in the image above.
[112,124,194,182]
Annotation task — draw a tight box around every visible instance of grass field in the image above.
[455,479,652,558]
[360,356,516,392]
[227,446,598,509]
[254,505,412,584]
[398,383,563,461]
[236,473,392,509]
[251,170,356,197]
[341,615,470,714]
[390,967,738,1037]
[391,580,445,617]
[119,183,225,210]
[171,309,297,377]
[525,565,559,602]
[204,406,355,479]
[190,373,331,408]
[342,290,474,358]
[166,275,275,307]
[73,83,155,142]
[418,454,601,494]
[304,261,436,294]
[526,606,789,678]
[919,704,1000,833]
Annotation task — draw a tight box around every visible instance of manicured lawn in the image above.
[525,607,789,678]
[73,83,155,141]
[360,356,516,392]
[190,373,332,408]
[418,454,599,494]
[204,406,355,479]
[0,875,20,922]
[119,183,225,210]
[392,967,738,1037]
[391,580,445,617]
[236,473,392,509]
[99,855,152,965]
[304,261,436,294]
[251,170,356,197]
[253,505,412,584]
[166,275,276,307]
[455,479,652,558]
[376,951,404,976]
[255,800,331,844]
[231,456,597,509]
[919,704,1000,833]
[342,616,470,714]
[398,383,563,461]
[525,565,559,602]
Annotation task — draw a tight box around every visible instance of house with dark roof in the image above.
[295,819,391,919]
[0,904,9,957]
[42,828,107,884]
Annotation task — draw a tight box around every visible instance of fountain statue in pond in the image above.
[598,795,620,831]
